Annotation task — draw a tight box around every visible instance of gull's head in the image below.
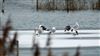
[51,27,56,33]
[75,22,79,26]
[39,25,42,28]
[75,22,78,24]
[52,27,56,30]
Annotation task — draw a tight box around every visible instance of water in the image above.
[18,47,100,56]
[1,10,100,30]
[0,0,100,29]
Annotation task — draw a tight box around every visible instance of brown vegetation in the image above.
[0,19,19,56]
[34,44,40,56]
[95,2,100,9]
[37,0,100,11]
[74,47,80,56]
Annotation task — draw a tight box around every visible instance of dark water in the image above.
[18,47,100,56]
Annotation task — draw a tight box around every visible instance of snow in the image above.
[6,30,100,48]
[18,39,99,48]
